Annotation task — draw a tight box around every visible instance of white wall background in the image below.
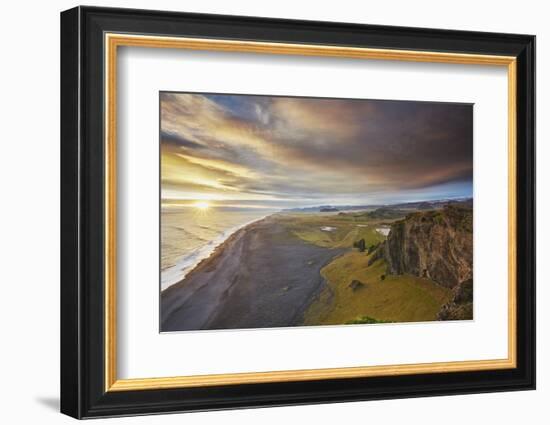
[0,0,545,423]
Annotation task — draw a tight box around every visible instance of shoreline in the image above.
[161,214,345,331]
[161,213,275,291]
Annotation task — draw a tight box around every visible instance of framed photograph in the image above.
[60,6,535,419]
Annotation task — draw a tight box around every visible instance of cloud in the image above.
[160,92,472,205]
[161,131,205,150]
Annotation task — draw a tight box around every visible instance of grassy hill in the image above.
[277,210,459,325]
[303,253,452,325]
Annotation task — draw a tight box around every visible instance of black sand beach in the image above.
[161,215,344,331]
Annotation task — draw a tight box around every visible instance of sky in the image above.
[160,92,473,209]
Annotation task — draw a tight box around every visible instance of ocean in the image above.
[161,206,276,291]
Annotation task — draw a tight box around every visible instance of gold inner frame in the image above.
[104,33,518,392]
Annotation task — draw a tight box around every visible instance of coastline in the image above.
[161,214,345,331]
[161,213,274,291]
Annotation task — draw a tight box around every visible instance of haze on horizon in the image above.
[161,92,473,210]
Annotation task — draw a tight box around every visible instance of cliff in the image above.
[375,205,473,289]
[438,278,473,320]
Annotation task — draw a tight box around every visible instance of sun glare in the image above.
[194,201,211,210]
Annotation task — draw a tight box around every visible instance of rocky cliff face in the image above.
[438,278,473,320]
[379,205,473,289]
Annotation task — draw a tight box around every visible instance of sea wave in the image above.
[172,226,209,242]
[161,214,271,291]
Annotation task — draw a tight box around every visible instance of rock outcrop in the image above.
[438,278,473,320]
[348,280,366,291]
[376,205,473,289]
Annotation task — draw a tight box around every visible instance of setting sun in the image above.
[193,201,211,210]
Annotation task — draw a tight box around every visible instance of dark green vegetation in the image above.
[364,207,409,220]
[353,239,366,252]
[337,207,408,221]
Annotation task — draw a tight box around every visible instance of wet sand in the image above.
[161,215,345,331]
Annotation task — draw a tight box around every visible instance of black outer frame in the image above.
[60,6,536,419]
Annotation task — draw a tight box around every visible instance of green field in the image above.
[281,212,453,325]
[278,213,388,249]
[304,253,452,325]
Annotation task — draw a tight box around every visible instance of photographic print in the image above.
[160,92,473,332]
[61,9,535,416]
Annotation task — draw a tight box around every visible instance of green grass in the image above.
[280,213,386,249]
[303,252,453,325]
[274,212,452,325]
[345,316,392,324]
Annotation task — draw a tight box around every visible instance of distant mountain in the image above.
[366,207,409,220]
[336,207,408,220]
[285,205,341,212]
[388,198,472,210]
[283,198,472,213]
